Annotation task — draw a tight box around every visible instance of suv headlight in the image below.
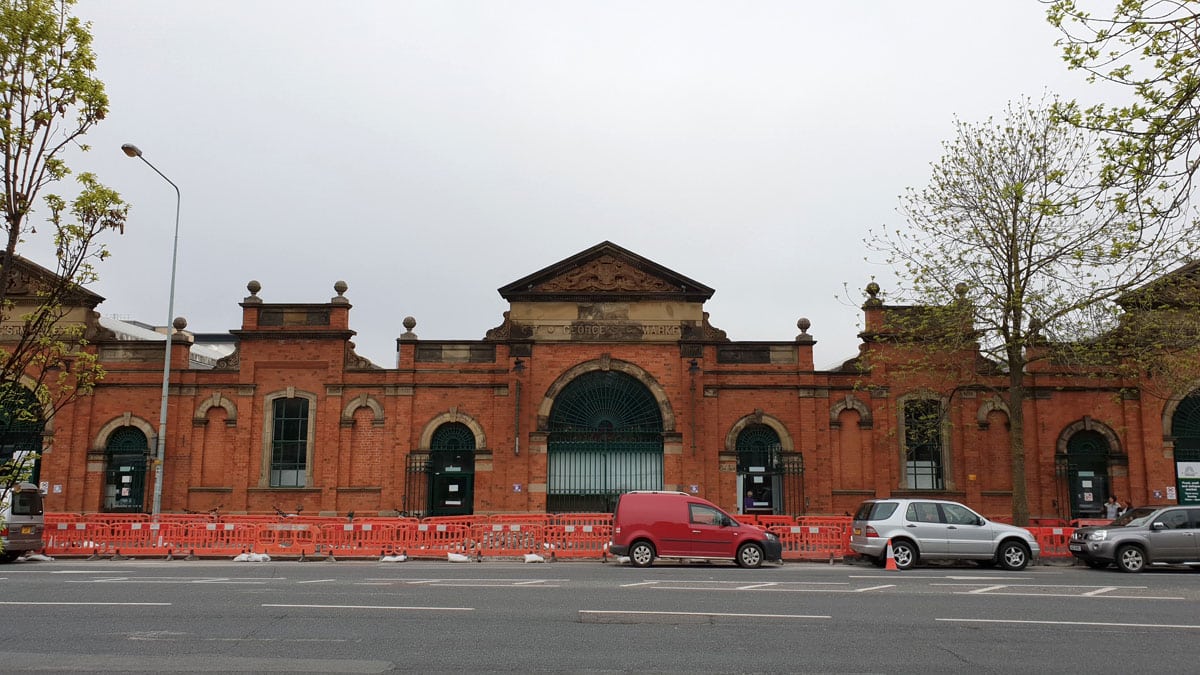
[1087,530,1108,541]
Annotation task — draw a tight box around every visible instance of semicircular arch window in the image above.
[1172,392,1200,448]
[104,426,149,513]
[547,370,664,512]
[736,424,781,473]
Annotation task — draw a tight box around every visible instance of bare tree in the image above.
[868,96,1196,525]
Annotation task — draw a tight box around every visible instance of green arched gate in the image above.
[547,370,663,513]
[1172,393,1200,506]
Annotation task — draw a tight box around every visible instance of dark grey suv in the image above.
[1069,506,1200,572]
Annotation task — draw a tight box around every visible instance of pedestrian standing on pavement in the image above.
[1104,496,1120,519]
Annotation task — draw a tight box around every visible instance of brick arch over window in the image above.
[829,394,871,429]
[536,357,675,433]
[1056,416,1124,457]
[724,412,794,452]
[341,394,384,425]
[93,413,157,450]
[1162,382,1200,441]
[976,397,1010,429]
[418,409,487,450]
[194,392,237,425]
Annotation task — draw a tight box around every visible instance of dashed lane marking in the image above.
[938,618,1200,629]
[263,603,473,611]
[580,610,830,624]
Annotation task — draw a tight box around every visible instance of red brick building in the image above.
[19,242,1200,520]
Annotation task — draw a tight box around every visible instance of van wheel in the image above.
[736,543,764,568]
[997,541,1030,571]
[1115,545,1146,573]
[629,541,655,568]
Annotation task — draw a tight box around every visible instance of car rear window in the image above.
[854,501,898,521]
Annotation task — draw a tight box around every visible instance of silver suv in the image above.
[849,498,1040,570]
[1069,506,1200,572]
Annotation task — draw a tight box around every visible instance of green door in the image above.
[104,427,149,513]
[547,370,663,513]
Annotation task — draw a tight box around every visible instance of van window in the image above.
[689,503,724,526]
[11,490,42,517]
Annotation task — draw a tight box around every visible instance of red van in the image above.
[608,491,783,568]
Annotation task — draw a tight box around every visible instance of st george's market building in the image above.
[13,241,1200,521]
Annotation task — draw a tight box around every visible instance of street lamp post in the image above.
[121,143,180,520]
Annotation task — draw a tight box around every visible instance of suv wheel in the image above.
[889,540,918,570]
[997,541,1030,571]
[629,541,655,568]
[1115,545,1146,573]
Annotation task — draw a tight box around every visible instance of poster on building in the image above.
[1176,461,1200,506]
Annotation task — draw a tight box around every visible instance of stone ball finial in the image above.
[954,282,969,298]
[863,281,883,308]
[866,282,880,297]
[172,316,187,331]
[247,280,261,295]
[796,317,815,344]
[400,315,418,341]
[334,280,348,296]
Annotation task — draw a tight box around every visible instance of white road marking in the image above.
[580,610,829,621]
[939,618,1200,629]
[1083,586,1120,596]
[297,579,335,584]
[854,584,896,592]
[736,583,778,590]
[263,603,473,611]
[968,585,1008,594]
[620,581,657,587]
[0,601,171,606]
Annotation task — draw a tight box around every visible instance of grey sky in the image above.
[59,1,1091,367]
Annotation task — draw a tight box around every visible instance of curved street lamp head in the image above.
[121,143,142,158]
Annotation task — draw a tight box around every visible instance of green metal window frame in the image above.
[0,385,43,483]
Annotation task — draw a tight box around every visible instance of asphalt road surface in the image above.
[0,557,1197,673]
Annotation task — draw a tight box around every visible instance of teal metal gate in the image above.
[547,370,663,513]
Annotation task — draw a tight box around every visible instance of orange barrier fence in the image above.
[38,513,1084,561]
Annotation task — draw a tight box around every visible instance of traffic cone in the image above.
[884,540,899,571]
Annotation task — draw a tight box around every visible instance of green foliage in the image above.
[1048,0,1200,215]
[0,0,125,505]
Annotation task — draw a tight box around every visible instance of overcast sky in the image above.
[57,1,1096,368]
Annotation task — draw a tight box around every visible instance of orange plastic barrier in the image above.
[1029,526,1074,558]
[545,524,612,559]
[408,523,472,557]
[489,513,554,526]
[82,513,150,525]
[254,523,319,557]
[471,523,545,558]
[318,521,413,558]
[749,515,797,527]
[554,513,613,528]
[771,524,848,561]
[178,522,258,557]
[42,522,98,556]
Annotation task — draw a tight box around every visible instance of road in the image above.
[0,557,1196,673]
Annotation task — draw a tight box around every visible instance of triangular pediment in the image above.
[498,241,714,302]
[1,253,105,307]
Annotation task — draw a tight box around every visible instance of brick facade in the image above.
[26,242,1200,520]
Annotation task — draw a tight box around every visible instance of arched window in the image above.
[736,424,781,473]
[269,396,312,488]
[427,422,476,516]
